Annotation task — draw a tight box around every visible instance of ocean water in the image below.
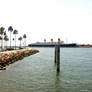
[0,48,92,92]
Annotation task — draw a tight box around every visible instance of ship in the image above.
[28,38,77,47]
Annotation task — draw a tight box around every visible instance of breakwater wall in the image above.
[0,49,39,70]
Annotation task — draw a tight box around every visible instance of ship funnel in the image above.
[58,38,61,43]
[44,39,46,43]
[51,39,53,43]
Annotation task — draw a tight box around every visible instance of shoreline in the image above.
[0,48,39,70]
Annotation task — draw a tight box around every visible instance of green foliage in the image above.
[13,30,18,34]
[0,27,5,35]
[4,35,9,41]
[0,36,2,40]
[23,34,27,38]
[8,26,13,32]
[18,37,22,41]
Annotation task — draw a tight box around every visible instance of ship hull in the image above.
[28,43,77,47]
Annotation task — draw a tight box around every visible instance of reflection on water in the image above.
[0,48,92,92]
[55,72,61,92]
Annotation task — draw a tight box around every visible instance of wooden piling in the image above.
[55,44,60,72]
[54,45,57,64]
[56,45,60,72]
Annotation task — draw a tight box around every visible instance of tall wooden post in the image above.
[55,44,60,72]
[56,45,60,72]
[54,45,57,64]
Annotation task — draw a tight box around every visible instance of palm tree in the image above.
[3,31,6,48]
[12,38,15,48]
[0,36,2,49]
[4,31,6,36]
[23,34,27,48]
[18,37,22,48]
[0,27,5,49]
[13,30,18,50]
[8,26,13,48]
[4,35,9,49]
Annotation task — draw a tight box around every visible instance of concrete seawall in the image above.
[0,49,39,70]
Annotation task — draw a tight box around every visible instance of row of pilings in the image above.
[0,49,39,70]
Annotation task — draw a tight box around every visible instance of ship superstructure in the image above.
[28,38,77,47]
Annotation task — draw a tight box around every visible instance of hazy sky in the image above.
[0,0,92,45]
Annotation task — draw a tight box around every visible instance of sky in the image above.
[0,0,92,45]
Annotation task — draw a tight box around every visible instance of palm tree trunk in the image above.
[15,35,16,50]
[0,40,1,50]
[4,40,6,49]
[20,40,21,48]
[23,38,25,48]
[1,35,3,50]
[24,38,26,48]
[6,41,7,49]
[10,32,11,48]
[25,38,26,48]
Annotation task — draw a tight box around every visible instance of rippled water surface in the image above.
[0,48,92,92]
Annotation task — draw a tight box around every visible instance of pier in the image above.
[0,49,39,70]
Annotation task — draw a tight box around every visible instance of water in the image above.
[0,48,92,92]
